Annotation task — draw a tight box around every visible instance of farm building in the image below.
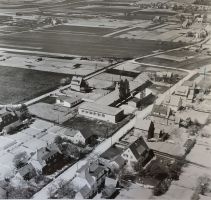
[70,76,89,92]
[78,102,124,123]
[56,95,82,108]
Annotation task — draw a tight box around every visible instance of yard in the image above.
[63,114,133,138]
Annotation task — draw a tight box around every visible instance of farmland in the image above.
[0,65,69,104]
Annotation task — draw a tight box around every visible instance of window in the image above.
[102,114,105,117]
[90,112,92,114]
[98,113,101,116]
[81,110,84,113]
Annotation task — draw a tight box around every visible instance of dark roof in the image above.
[151,104,170,118]
[100,145,124,160]
[129,137,149,160]
[91,165,105,178]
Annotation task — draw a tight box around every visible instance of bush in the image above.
[153,179,170,196]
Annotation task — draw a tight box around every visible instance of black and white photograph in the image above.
[0,0,210,199]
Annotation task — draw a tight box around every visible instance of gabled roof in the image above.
[174,86,189,97]
[135,119,153,131]
[63,128,80,137]
[105,177,118,187]
[18,163,36,178]
[78,184,91,199]
[164,95,182,107]
[151,104,171,118]
[129,137,149,160]
[183,81,195,88]
[71,76,83,86]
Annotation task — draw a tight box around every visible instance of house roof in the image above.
[78,184,91,199]
[164,95,182,107]
[174,86,189,97]
[37,143,61,162]
[151,104,170,118]
[63,128,80,137]
[71,76,83,86]
[129,137,149,160]
[100,145,124,160]
[18,163,36,178]
[79,102,123,116]
[135,119,153,131]
[57,95,81,104]
[105,177,118,187]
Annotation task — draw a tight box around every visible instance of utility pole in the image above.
[204,66,206,80]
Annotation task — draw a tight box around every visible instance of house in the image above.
[79,102,124,123]
[174,81,196,103]
[75,185,93,199]
[74,162,108,199]
[0,111,22,134]
[100,145,126,171]
[18,163,36,181]
[151,104,175,126]
[56,95,82,108]
[70,76,89,92]
[134,119,155,140]
[163,95,183,111]
[121,137,153,166]
[62,128,95,145]
[37,143,62,170]
[102,177,119,199]
[174,86,189,98]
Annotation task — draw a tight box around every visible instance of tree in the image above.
[124,79,130,97]
[118,79,130,100]
[54,135,63,145]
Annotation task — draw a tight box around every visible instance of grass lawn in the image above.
[0,65,71,104]
[63,114,133,138]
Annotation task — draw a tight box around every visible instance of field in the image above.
[0,65,69,104]
[0,32,185,58]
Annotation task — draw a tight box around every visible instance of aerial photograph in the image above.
[0,0,211,199]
